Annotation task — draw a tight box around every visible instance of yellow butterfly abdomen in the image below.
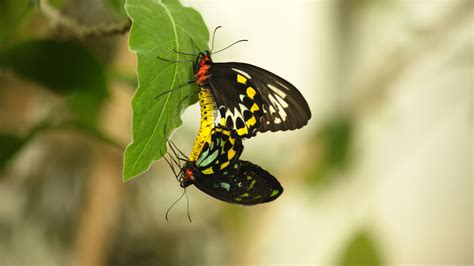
[188,88,216,162]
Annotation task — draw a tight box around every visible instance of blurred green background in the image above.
[0,0,472,265]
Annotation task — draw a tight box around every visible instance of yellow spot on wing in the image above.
[202,167,214,174]
[220,161,230,170]
[246,87,256,99]
[237,127,248,136]
[237,74,247,84]
[250,103,260,112]
[227,148,236,160]
[246,116,257,127]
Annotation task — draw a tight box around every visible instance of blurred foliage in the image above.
[123,0,208,180]
[0,0,66,48]
[107,0,127,17]
[0,0,33,47]
[306,115,353,187]
[336,229,383,266]
[20,137,91,246]
[0,133,32,172]
[0,40,107,129]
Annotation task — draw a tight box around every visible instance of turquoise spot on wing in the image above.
[197,149,219,167]
[210,139,215,150]
[220,182,230,191]
[196,149,209,166]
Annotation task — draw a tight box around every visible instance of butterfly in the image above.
[160,26,312,139]
[165,127,283,205]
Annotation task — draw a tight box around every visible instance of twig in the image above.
[39,0,131,39]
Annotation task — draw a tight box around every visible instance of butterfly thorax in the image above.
[193,51,213,85]
[188,88,216,162]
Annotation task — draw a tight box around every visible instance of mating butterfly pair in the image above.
[163,27,311,205]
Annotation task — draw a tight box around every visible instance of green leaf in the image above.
[336,230,383,266]
[0,40,108,129]
[123,0,209,180]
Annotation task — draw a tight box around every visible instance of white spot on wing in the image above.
[232,68,251,79]
[275,94,289,109]
[267,84,287,98]
[278,108,288,121]
[215,106,224,125]
[269,105,276,113]
[233,107,245,123]
[274,80,291,91]
[268,94,288,121]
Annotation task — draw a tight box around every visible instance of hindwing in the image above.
[192,160,283,205]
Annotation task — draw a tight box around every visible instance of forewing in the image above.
[207,65,263,138]
[209,62,311,136]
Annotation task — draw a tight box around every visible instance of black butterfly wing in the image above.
[208,62,311,137]
[192,160,283,205]
[194,127,243,175]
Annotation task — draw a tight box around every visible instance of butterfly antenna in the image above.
[185,188,192,223]
[210,26,222,53]
[165,188,187,221]
[211,39,248,55]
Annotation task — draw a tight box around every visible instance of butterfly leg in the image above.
[155,80,196,100]
[172,49,196,56]
[156,55,193,63]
